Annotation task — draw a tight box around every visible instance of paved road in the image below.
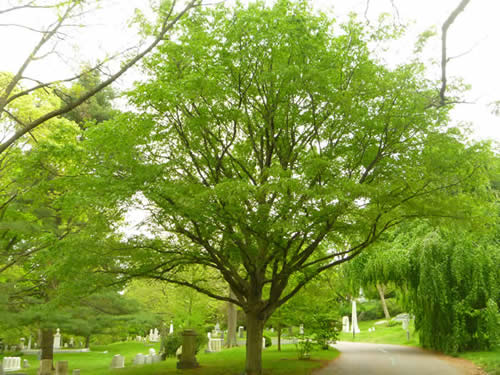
[317,342,471,375]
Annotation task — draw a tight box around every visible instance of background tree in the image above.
[0,0,200,155]
[85,1,492,374]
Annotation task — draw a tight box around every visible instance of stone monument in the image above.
[110,354,125,369]
[342,316,350,333]
[53,328,61,349]
[176,330,199,369]
[56,360,68,375]
[351,300,360,334]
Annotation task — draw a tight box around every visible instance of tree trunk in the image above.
[40,328,54,363]
[85,335,90,349]
[245,312,265,375]
[376,283,391,319]
[277,322,281,352]
[226,288,238,347]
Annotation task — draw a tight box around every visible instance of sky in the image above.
[1,0,499,142]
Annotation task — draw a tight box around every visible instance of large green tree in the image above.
[88,1,491,373]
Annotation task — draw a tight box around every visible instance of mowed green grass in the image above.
[337,319,419,346]
[3,342,339,375]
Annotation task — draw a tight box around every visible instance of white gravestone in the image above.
[351,300,360,334]
[299,324,304,335]
[69,337,74,348]
[23,359,29,368]
[402,318,410,331]
[169,321,174,334]
[262,337,266,349]
[111,354,125,369]
[342,316,350,333]
[149,348,156,356]
[134,353,145,365]
[145,354,153,364]
[2,357,21,372]
[238,326,244,338]
[27,335,32,350]
[54,328,62,349]
[154,328,160,341]
[19,338,25,350]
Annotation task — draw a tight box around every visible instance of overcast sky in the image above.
[1,0,499,142]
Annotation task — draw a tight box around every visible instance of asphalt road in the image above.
[316,342,471,375]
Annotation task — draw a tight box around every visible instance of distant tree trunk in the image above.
[376,283,391,319]
[245,311,264,375]
[226,288,238,347]
[40,328,54,364]
[277,322,281,352]
[85,335,90,349]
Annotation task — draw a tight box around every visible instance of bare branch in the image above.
[440,0,472,105]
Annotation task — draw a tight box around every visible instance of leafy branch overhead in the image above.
[0,0,201,155]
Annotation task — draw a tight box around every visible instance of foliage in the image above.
[295,338,313,360]
[161,334,182,358]
[308,313,341,349]
[82,0,492,372]
[263,334,272,348]
[408,227,500,354]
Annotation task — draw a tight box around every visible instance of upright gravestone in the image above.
[69,338,74,348]
[402,318,409,331]
[27,335,32,350]
[351,300,360,334]
[19,338,25,350]
[176,330,199,369]
[56,360,68,375]
[299,324,304,335]
[110,354,125,369]
[53,328,62,349]
[238,326,244,338]
[23,359,29,368]
[342,316,350,333]
[134,353,145,365]
[169,321,174,335]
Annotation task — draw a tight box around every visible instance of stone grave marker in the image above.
[299,324,304,335]
[53,328,62,349]
[134,353,145,365]
[111,354,125,369]
[2,357,21,372]
[342,316,350,333]
[56,360,68,375]
[72,370,80,375]
[238,326,244,338]
[176,330,199,369]
[23,359,29,368]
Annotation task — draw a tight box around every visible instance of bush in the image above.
[161,333,182,358]
[263,335,272,348]
[296,338,313,360]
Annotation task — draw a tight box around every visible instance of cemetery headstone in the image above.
[134,353,145,365]
[262,337,266,349]
[23,359,29,368]
[53,328,62,349]
[20,338,25,350]
[169,321,174,334]
[69,338,74,348]
[342,316,350,333]
[56,360,68,375]
[110,354,125,369]
[402,318,409,331]
[299,324,304,335]
[238,326,244,338]
[149,348,156,356]
[72,370,80,375]
[2,357,21,372]
[145,355,153,364]
[351,300,360,334]
[176,330,199,369]
[214,322,221,334]
[27,336,32,350]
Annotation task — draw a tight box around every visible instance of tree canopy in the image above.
[82,1,494,373]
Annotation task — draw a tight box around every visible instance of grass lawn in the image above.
[2,342,339,375]
[337,319,419,346]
